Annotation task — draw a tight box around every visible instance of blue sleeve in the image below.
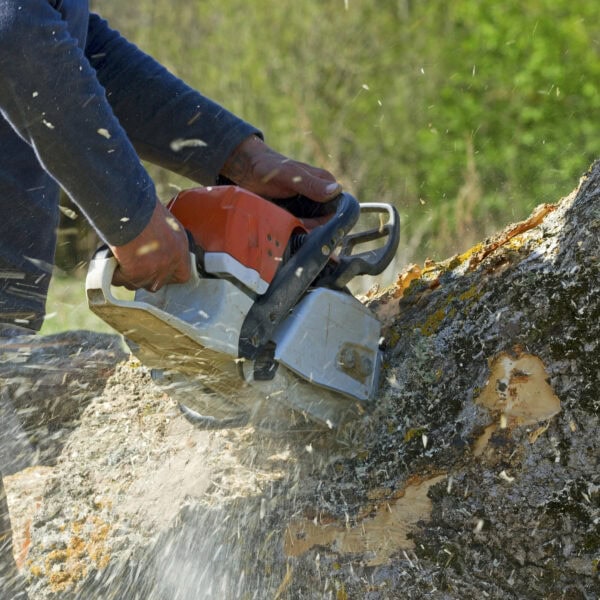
[0,2,260,247]
[86,13,261,186]
[0,0,156,246]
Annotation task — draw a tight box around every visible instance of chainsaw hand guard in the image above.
[238,192,361,359]
[318,203,400,290]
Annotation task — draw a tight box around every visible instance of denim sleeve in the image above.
[86,13,262,186]
[0,0,156,246]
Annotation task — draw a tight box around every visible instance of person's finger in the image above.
[280,163,342,202]
[170,252,192,284]
[112,270,141,291]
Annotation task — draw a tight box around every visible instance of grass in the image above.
[40,274,115,335]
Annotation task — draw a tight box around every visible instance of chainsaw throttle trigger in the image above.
[184,229,206,275]
[319,202,400,289]
[238,192,361,360]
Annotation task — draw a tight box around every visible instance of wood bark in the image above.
[2,161,599,599]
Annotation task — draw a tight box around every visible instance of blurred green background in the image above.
[44,0,600,333]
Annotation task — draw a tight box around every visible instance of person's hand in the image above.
[110,200,191,291]
[221,135,342,202]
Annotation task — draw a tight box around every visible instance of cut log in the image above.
[4,161,599,598]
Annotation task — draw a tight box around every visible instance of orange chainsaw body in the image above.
[167,186,308,286]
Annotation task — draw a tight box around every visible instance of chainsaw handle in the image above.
[86,231,203,292]
[238,192,360,359]
[85,251,124,308]
[85,244,201,308]
[322,203,400,289]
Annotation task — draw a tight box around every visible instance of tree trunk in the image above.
[3,162,599,599]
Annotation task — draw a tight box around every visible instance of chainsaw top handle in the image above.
[319,202,400,290]
[238,191,361,360]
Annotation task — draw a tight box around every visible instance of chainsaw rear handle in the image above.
[85,249,126,308]
[86,246,202,310]
[86,230,203,292]
[321,202,400,289]
[238,192,361,359]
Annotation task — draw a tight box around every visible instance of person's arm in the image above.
[0,1,156,247]
[85,14,341,204]
[85,13,260,187]
[0,2,191,290]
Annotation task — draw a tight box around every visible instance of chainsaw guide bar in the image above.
[86,186,399,430]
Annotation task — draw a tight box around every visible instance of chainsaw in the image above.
[86,186,399,429]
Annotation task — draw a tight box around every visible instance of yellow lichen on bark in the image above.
[28,514,113,593]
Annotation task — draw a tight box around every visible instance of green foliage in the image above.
[90,0,600,261]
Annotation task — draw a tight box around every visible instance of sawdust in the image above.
[115,415,215,528]
[14,358,300,597]
[3,466,54,569]
[17,359,223,593]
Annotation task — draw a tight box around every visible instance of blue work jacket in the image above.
[0,0,258,327]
